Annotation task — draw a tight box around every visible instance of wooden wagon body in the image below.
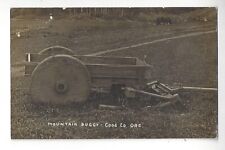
[24,46,152,104]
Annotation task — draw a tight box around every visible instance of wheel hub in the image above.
[55,80,68,94]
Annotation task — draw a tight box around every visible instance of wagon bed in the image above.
[24,46,152,104]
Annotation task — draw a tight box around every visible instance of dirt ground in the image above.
[11,9,218,139]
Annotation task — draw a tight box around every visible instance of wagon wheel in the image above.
[30,55,91,104]
[39,45,74,56]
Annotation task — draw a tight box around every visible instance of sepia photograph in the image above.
[11,7,218,139]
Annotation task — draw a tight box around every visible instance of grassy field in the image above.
[11,8,217,139]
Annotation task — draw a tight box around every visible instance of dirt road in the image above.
[89,29,216,56]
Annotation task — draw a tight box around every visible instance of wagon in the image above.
[24,45,217,109]
[24,46,152,104]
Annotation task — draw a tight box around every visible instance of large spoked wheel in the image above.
[30,55,91,104]
[39,45,74,56]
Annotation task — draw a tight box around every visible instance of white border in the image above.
[0,0,225,150]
